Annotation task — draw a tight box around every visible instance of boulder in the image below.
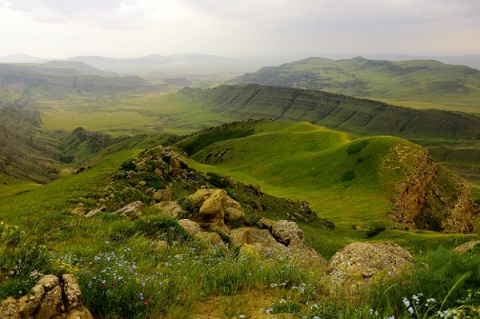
[194,232,224,246]
[154,201,184,219]
[113,201,144,220]
[0,274,93,319]
[453,240,480,254]
[257,218,275,230]
[271,220,304,245]
[85,205,106,218]
[324,242,413,294]
[195,189,228,226]
[177,219,202,236]
[288,238,327,269]
[152,187,172,202]
[224,207,245,222]
[190,189,215,208]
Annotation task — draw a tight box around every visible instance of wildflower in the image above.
[144,300,150,306]
[408,307,414,314]
[266,308,273,314]
[402,298,411,308]
[139,293,144,300]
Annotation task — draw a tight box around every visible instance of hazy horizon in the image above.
[0,0,479,60]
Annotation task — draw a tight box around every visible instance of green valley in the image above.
[1,58,480,319]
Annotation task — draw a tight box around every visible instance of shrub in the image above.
[366,225,386,238]
[341,170,356,182]
[347,139,369,154]
[207,171,230,188]
[120,160,137,171]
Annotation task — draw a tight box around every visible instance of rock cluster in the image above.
[0,274,92,319]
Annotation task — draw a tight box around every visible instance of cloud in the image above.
[0,0,151,28]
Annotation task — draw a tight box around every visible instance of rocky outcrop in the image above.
[189,189,245,227]
[229,219,327,269]
[388,145,478,233]
[0,274,92,319]
[323,242,413,294]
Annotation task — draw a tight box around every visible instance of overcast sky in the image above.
[0,0,479,59]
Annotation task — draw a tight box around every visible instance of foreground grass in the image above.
[1,215,480,319]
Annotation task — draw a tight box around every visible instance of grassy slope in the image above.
[229,57,480,112]
[0,149,139,224]
[175,84,480,197]
[178,121,479,257]
[182,122,409,224]
[0,107,60,184]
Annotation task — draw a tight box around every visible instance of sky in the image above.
[0,0,479,59]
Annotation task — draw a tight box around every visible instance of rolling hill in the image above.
[229,57,480,112]
[176,120,478,233]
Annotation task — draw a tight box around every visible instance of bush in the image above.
[347,139,369,154]
[120,160,137,171]
[341,170,356,182]
[207,172,230,188]
[366,225,386,238]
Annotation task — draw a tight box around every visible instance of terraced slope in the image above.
[0,106,59,185]
[177,121,478,233]
[229,57,480,112]
[178,84,480,142]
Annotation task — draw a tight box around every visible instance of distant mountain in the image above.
[365,55,480,71]
[168,54,233,63]
[67,54,172,68]
[0,61,152,95]
[229,57,480,112]
[0,53,45,63]
[66,53,237,75]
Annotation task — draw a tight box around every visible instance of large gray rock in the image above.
[324,242,413,294]
[0,274,93,319]
[178,219,202,236]
[271,220,304,245]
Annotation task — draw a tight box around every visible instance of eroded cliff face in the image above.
[387,144,478,233]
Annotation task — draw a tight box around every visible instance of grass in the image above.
[0,128,479,318]
[186,122,414,226]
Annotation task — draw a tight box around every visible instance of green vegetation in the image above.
[1,59,480,318]
[229,56,480,112]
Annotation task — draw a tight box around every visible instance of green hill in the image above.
[229,57,480,112]
[177,84,480,142]
[177,120,478,233]
[175,84,480,197]
[0,106,59,185]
